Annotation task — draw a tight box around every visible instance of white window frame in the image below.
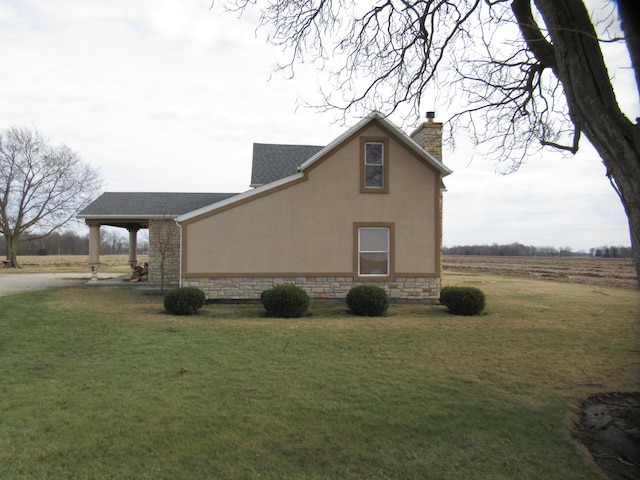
[358,226,390,276]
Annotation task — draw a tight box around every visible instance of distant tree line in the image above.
[0,232,630,259]
[0,230,149,256]
[589,245,633,258]
[443,243,633,258]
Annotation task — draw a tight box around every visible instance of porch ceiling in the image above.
[95,220,149,230]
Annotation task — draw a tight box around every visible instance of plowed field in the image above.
[443,255,637,289]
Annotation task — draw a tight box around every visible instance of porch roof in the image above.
[77,192,240,228]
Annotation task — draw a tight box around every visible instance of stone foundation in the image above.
[182,275,441,304]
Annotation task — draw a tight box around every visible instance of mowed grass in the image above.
[0,272,638,479]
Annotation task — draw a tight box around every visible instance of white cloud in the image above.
[0,0,633,250]
[442,139,630,250]
[0,3,17,23]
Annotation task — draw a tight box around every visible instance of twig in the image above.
[593,453,639,468]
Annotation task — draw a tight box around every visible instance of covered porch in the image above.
[81,216,181,286]
[76,191,240,286]
[85,219,148,282]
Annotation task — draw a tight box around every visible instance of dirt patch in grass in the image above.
[573,392,640,480]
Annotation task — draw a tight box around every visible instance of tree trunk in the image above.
[530,0,640,287]
[160,258,165,295]
[4,233,20,268]
[615,166,640,286]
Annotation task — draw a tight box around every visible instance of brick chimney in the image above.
[411,112,446,283]
[410,111,443,162]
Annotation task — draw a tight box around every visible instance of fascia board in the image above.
[297,115,374,172]
[75,214,178,220]
[297,111,452,177]
[385,119,453,177]
[373,113,453,176]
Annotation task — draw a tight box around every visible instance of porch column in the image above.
[128,228,138,272]
[88,223,101,281]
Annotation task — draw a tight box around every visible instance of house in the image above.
[77,111,451,303]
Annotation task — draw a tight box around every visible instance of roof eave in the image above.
[76,214,179,220]
[298,111,453,177]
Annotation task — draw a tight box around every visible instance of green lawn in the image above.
[0,273,637,479]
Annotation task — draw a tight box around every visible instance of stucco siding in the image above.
[181,123,441,278]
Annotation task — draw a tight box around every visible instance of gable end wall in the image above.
[180,119,444,303]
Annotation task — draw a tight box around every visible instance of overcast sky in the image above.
[1,0,637,252]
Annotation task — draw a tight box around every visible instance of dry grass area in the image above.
[443,255,637,289]
[3,254,638,290]
[2,254,149,273]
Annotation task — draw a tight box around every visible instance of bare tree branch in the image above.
[214,0,640,285]
[0,126,103,267]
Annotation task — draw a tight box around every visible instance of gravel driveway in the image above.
[0,272,119,296]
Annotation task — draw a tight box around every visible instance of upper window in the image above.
[358,226,390,276]
[361,138,389,193]
[365,142,384,188]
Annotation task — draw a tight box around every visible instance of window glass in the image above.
[360,227,388,251]
[359,227,389,275]
[365,142,384,188]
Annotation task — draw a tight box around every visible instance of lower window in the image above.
[358,226,390,276]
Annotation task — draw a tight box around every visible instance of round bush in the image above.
[163,286,206,316]
[439,286,486,316]
[346,285,389,316]
[261,284,310,318]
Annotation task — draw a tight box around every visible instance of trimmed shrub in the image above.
[346,285,389,316]
[163,287,207,316]
[439,286,486,316]
[261,284,310,318]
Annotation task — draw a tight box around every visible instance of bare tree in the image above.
[0,126,102,267]
[100,228,128,255]
[148,218,181,294]
[219,0,640,285]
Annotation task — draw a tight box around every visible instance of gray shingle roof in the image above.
[250,143,324,187]
[77,142,325,223]
[77,192,239,218]
[79,115,450,225]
